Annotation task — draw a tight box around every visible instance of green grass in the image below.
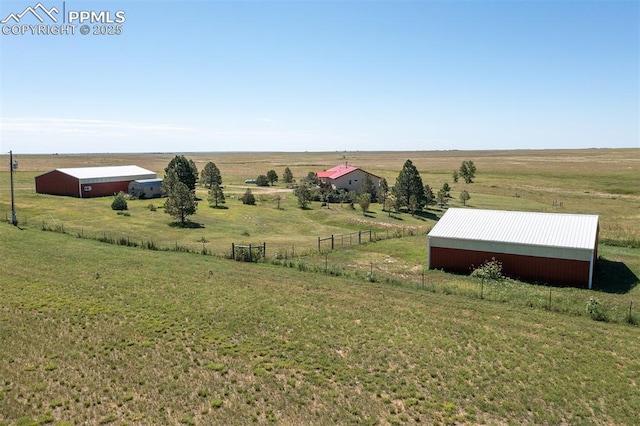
[2,228,640,425]
[1,149,640,423]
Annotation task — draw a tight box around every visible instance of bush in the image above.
[255,175,270,186]
[586,297,607,322]
[471,258,504,281]
[111,192,128,211]
[241,189,256,205]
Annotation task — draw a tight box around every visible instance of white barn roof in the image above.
[57,165,155,180]
[429,208,599,251]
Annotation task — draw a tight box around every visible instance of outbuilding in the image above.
[427,208,599,288]
[128,178,164,199]
[35,165,157,198]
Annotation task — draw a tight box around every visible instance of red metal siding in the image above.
[80,181,130,198]
[430,246,591,288]
[35,170,80,197]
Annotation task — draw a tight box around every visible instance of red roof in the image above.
[316,165,358,179]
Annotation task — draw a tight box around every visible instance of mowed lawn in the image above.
[1,228,640,425]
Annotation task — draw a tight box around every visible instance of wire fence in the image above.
[26,218,640,326]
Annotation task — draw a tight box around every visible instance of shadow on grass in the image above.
[414,210,439,221]
[210,205,229,209]
[592,258,639,294]
[169,221,205,229]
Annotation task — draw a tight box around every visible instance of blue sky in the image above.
[0,0,638,154]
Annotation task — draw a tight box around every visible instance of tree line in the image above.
[154,155,477,225]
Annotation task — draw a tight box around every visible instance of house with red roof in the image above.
[316,164,381,194]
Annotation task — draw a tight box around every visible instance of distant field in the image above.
[1,149,639,424]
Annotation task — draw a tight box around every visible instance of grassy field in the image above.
[1,148,639,424]
[2,228,640,425]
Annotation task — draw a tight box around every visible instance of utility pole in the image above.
[10,150,17,226]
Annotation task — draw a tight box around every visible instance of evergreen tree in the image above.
[360,174,377,202]
[266,170,278,185]
[424,184,435,206]
[208,183,225,207]
[165,155,198,191]
[379,177,389,209]
[255,175,270,186]
[294,184,312,208]
[392,160,425,212]
[283,167,294,184]
[200,162,222,188]
[163,169,198,223]
[111,192,128,211]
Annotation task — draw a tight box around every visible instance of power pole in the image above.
[10,150,17,226]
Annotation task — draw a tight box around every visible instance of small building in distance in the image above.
[35,165,157,198]
[427,208,599,288]
[316,164,381,194]
[128,178,164,199]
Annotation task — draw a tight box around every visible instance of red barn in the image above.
[428,208,599,288]
[35,165,157,198]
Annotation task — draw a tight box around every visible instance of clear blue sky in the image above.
[1,0,638,154]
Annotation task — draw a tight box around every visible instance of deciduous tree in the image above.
[358,193,371,216]
[459,160,477,184]
[460,189,471,206]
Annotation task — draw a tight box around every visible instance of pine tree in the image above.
[165,155,198,191]
[283,167,294,184]
[392,159,425,212]
[163,170,198,224]
[208,183,225,207]
[200,162,222,188]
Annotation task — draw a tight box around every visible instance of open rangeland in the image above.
[1,148,639,424]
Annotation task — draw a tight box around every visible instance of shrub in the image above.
[586,297,607,322]
[241,189,256,205]
[111,192,128,211]
[255,175,270,186]
[471,258,504,281]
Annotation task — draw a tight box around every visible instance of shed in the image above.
[128,178,164,199]
[316,165,381,194]
[427,208,599,288]
[35,165,157,198]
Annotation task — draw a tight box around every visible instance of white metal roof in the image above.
[428,208,599,251]
[57,165,155,180]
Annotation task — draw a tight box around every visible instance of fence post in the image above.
[331,234,334,250]
[232,243,235,260]
[263,242,266,260]
[629,301,633,323]
[318,237,320,252]
[548,288,552,311]
[358,231,362,244]
[369,229,372,242]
